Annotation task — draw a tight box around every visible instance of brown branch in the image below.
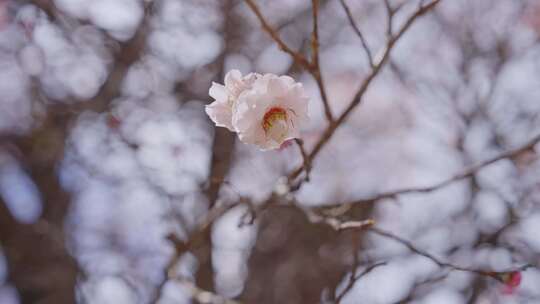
[334,232,362,304]
[193,0,240,293]
[149,200,245,303]
[293,138,311,182]
[395,273,450,303]
[310,0,321,67]
[0,139,81,303]
[0,3,155,301]
[338,0,374,68]
[310,0,334,122]
[289,0,442,185]
[244,0,334,122]
[370,227,534,280]
[383,0,394,37]
[243,0,311,68]
[335,261,387,303]
[334,131,540,206]
[152,1,238,301]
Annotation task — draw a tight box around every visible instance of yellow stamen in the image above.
[262,107,288,142]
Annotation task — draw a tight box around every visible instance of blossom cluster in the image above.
[206,70,309,150]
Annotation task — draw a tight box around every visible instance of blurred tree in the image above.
[0,0,539,304]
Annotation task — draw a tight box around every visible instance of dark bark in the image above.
[0,118,79,304]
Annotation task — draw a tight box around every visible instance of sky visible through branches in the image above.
[0,0,540,304]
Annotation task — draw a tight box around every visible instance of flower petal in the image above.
[224,69,243,89]
[209,82,228,102]
[208,70,310,150]
[268,77,289,97]
[205,101,234,131]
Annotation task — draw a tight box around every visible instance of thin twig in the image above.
[310,0,334,122]
[312,69,333,122]
[370,226,534,279]
[243,0,334,122]
[150,201,245,303]
[335,261,387,303]
[338,0,375,68]
[337,132,540,205]
[289,0,442,185]
[310,0,321,67]
[293,138,311,182]
[383,0,394,37]
[334,232,361,304]
[243,0,311,68]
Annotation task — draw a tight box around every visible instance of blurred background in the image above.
[1,0,540,303]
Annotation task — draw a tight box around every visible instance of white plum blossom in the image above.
[206,69,258,131]
[206,70,309,150]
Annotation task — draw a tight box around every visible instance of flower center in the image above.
[262,107,288,142]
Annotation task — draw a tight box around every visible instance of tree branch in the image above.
[310,0,334,122]
[335,261,387,303]
[243,0,311,68]
[338,0,374,68]
[293,138,311,182]
[149,200,246,303]
[289,0,442,186]
[370,226,534,280]
[152,1,239,301]
[244,0,334,122]
[330,131,540,207]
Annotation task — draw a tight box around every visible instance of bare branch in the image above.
[289,0,442,185]
[244,0,334,122]
[336,131,540,206]
[334,235,362,304]
[293,138,311,182]
[311,0,321,66]
[370,226,534,280]
[335,261,387,303]
[310,0,334,122]
[150,200,245,303]
[383,0,394,37]
[243,0,311,68]
[336,0,441,130]
[338,0,375,68]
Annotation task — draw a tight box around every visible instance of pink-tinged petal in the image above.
[232,91,271,132]
[278,84,309,123]
[252,74,274,92]
[244,72,260,84]
[205,101,234,131]
[238,125,268,148]
[224,69,243,88]
[209,82,228,102]
[278,75,295,86]
[278,139,294,150]
[267,77,289,97]
[212,70,310,150]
